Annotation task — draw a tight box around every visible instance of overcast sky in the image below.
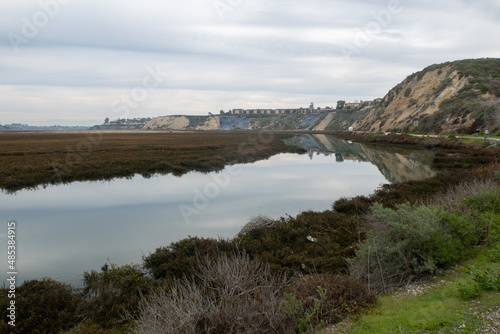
[1,0,500,125]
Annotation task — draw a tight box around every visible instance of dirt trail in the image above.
[313,112,335,131]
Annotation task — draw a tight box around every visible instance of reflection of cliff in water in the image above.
[284,134,437,183]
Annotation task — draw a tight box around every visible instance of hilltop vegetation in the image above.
[354,58,500,134]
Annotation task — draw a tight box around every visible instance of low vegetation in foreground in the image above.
[1,135,499,333]
[333,243,500,334]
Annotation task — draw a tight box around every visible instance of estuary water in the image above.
[0,135,439,287]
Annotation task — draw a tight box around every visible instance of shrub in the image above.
[479,212,500,243]
[332,195,373,215]
[236,214,275,236]
[284,291,322,333]
[464,186,500,213]
[428,179,499,212]
[284,274,375,331]
[485,245,500,262]
[236,210,362,275]
[350,204,482,292]
[370,173,467,208]
[143,237,237,280]
[81,263,152,329]
[466,266,500,292]
[145,210,363,282]
[133,252,293,334]
[64,323,124,334]
[0,278,80,334]
[457,283,483,300]
[462,185,500,241]
[459,248,500,299]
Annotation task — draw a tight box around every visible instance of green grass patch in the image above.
[337,242,500,334]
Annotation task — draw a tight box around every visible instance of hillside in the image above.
[141,114,329,131]
[353,58,500,134]
[130,59,500,135]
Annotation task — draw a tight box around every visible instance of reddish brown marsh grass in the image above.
[0,131,304,192]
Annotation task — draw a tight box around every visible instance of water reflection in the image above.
[285,134,437,183]
[0,139,439,287]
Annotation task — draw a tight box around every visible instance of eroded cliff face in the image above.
[143,116,190,130]
[142,114,328,131]
[142,60,500,134]
[353,65,468,132]
[353,59,500,134]
[142,116,220,131]
[195,116,220,130]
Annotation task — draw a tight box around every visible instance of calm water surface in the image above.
[0,135,438,286]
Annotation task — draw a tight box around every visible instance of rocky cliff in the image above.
[141,59,500,135]
[141,114,329,131]
[353,58,500,134]
[142,116,220,131]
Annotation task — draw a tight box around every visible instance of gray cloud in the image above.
[1,0,499,124]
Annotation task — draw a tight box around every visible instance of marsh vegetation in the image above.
[0,132,499,333]
[0,131,305,192]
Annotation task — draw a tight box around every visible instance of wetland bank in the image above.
[1,130,490,192]
[0,131,305,193]
[1,131,441,283]
[1,130,499,333]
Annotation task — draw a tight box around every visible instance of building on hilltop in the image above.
[344,101,362,110]
[232,99,380,115]
[232,106,320,115]
[336,98,381,110]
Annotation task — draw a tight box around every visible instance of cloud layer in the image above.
[1,0,500,124]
